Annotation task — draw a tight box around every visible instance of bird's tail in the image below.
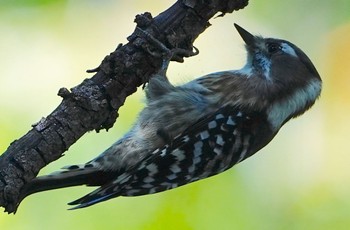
[19,163,117,204]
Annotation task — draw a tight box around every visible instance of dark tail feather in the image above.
[20,167,98,200]
[68,192,118,210]
[67,174,132,209]
[17,164,123,212]
[18,164,119,206]
[67,183,123,210]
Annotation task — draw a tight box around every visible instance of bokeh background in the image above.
[0,0,349,229]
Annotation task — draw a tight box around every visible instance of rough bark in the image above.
[0,0,248,214]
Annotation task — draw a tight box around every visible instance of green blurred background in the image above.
[0,0,349,229]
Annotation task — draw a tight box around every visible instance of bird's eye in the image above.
[267,43,281,54]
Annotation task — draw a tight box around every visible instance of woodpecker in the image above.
[19,24,322,210]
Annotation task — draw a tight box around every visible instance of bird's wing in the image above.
[68,106,263,209]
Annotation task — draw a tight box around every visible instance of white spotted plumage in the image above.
[18,24,321,210]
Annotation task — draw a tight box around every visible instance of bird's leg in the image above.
[134,27,199,78]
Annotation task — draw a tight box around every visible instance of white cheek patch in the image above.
[267,79,321,130]
[281,43,298,57]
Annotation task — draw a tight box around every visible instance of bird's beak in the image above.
[234,24,255,47]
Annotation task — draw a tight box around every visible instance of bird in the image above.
[18,24,322,210]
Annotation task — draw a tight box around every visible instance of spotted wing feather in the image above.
[68,106,271,209]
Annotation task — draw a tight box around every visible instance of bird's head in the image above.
[234,24,322,128]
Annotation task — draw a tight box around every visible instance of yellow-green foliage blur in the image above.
[1,0,349,229]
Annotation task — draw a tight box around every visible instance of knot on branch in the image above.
[134,12,153,29]
[57,87,71,99]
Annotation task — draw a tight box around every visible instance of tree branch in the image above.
[0,0,248,214]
